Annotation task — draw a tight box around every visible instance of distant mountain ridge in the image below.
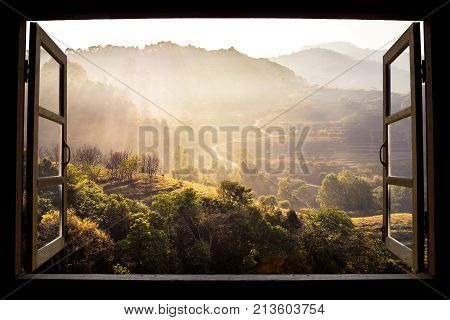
[271,43,410,92]
[300,41,410,70]
[67,42,309,125]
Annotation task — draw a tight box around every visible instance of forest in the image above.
[36,144,410,274]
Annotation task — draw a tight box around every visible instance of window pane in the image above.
[388,185,413,249]
[390,47,410,115]
[388,117,412,178]
[39,47,61,115]
[38,117,62,177]
[37,184,62,249]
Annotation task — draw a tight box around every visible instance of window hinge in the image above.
[421,59,426,83]
[24,59,29,83]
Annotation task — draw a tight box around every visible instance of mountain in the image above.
[300,41,410,71]
[66,42,309,126]
[271,47,409,92]
[37,42,411,161]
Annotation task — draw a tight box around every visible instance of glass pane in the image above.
[390,46,411,114]
[38,117,62,177]
[37,184,62,249]
[388,117,412,178]
[39,47,61,115]
[388,185,413,249]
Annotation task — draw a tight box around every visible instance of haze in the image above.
[37,19,413,58]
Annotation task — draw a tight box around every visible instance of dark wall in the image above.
[2,0,448,20]
[0,4,25,288]
[425,4,450,296]
[1,0,449,299]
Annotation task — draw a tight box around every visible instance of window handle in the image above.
[63,140,71,167]
[380,225,386,241]
[379,140,386,169]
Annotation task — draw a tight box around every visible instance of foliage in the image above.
[277,177,317,210]
[302,208,355,273]
[184,239,211,273]
[301,208,402,273]
[38,209,114,273]
[120,154,140,181]
[67,164,131,241]
[258,195,278,213]
[38,196,54,215]
[286,209,303,230]
[113,263,131,274]
[105,150,127,179]
[104,150,139,181]
[59,161,405,275]
[389,186,412,213]
[218,180,253,207]
[317,170,375,214]
[116,211,170,273]
[38,158,59,177]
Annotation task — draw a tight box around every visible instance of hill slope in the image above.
[101,174,217,205]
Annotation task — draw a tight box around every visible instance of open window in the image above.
[25,23,69,272]
[382,22,424,272]
[16,18,432,278]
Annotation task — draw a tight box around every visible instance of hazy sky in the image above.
[37,19,413,58]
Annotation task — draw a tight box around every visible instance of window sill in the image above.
[6,273,444,299]
[17,273,432,281]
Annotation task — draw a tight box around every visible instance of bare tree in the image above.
[105,150,129,180]
[39,144,60,164]
[74,145,103,167]
[142,153,160,180]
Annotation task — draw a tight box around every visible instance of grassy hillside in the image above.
[353,213,412,248]
[101,174,217,205]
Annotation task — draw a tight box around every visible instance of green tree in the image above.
[302,208,355,273]
[117,211,170,273]
[277,177,316,209]
[317,170,375,214]
[257,195,278,213]
[218,180,253,207]
[119,154,140,181]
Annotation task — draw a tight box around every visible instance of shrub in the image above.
[38,209,114,273]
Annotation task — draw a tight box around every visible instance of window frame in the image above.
[23,23,429,275]
[382,22,424,272]
[25,22,68,272]
[2,4,449,299]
